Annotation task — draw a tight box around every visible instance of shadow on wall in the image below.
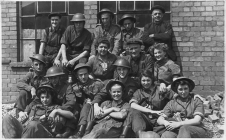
[172,31,182,76]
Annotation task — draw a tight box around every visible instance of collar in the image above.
[176,94,193,103]
[101,23,112,31]
[153,20,163,25]
[122,27,134,34]
[155,57,169,67]
[77,78,93,87]
[97,52,110,62]
[50,25,60,32]
[33,70,45,78]
[131,52,144,61]
[112,100,124,106]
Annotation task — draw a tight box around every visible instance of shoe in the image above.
[69,125,86,138]
[56,127,72,138]
[83,121,95,136]
[120,126,131,138]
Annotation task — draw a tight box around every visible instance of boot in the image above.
[120,126,131,138]
[56,127,72,138]
[69,125,86,138]
[135,130,142,138]
[83,121,95,136]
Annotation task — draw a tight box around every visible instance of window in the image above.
[98,1,171,28]
[18,1,84,61]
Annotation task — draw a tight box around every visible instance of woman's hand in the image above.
[165,121,182,131]
[160,83,167,93]
[62,58,68,67]
[54,59,61,67]
[18,111,28,122]
[39,115,47,123]
[150,110,163,116]
[94,103,103,118]
[48,109,58,123]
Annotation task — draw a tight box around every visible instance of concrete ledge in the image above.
[2,59,11,64]
[10,61,32,68]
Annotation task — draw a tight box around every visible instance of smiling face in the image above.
[154,48,166,61]
[116,66,129,79]
[97,43,109,56]
[77,68,89,84]
[123,19,133,31]
[152,9,163,22]
[50,16,61,29]
[128,44,141,58]
[32,60,45,73]
[110,84,123,101]
[177,84,190,99]
[40,92,52,106]
[141,76,153,89]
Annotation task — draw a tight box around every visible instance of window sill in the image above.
[10,61,32,68]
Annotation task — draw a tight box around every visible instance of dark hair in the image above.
[140,69,154,83]
[149,43,168,56]
[95,37,110,49]
[36,87,55,99]
[174,80,191,92]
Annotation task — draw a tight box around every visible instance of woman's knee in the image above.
[161,131,177,138]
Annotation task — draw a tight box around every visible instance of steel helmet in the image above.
[36,84,54,98]
[70,13,86,22]
[97,8,114,19]
[113,58,130,69]
[45,66,65,77]
[29,54,46,65]
[126,38,143,45]
[74,63,91,73]
[118,14,136,26]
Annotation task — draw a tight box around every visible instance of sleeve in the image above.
[86,58,94,70]
[17,72,33,91]
[100,100,111,108]
[92,83,111,104]
[92,81,105,96]
[112,29,122,55]
[60,26,70,46]
[168,62,181,76]
[129,89,141,105]
[144,55,155,72]
[90,28,99,56]
[162,100,174,118]
[28,105,37,118]
[153,22,172,41]
[40,29,47,43]
[141,24,155,46]
[83,31,93,52]
[122,102,130,110]
[193,98,205,118]
[165,89,176,100]
[60,84,76,112]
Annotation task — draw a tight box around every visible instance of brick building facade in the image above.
[1,1,225,103]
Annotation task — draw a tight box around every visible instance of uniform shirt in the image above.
[162,94,205,120]
[92,77,140,104]
[86,53,117,81]
[154,57,181,86]
[91,24,121,56]
[129,85,174,111]
[97,100,130,128]
[60,25,92,60]
[123,52,154,78]
[53,82,76,112]
[41,26,65,56]
[120,27,143,50]
[72,78,105,106]
[17,70,46,92]
[141,20,177,61]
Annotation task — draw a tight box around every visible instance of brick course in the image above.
[1,1,225,102]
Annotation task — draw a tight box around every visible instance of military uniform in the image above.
[91,24,121,56]
[83,100,130,138]
[15,70,46,112]
[86,52,117,81]
[127,85,174,135]
[160,94,208,138]
[154,57,181,86]
[141,21,177,61]
[120,27,143,53]
[72,78,105,126]
[41,26,65,68]
[60,25,92,64]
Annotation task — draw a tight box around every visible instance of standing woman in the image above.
[150,43,181,93]
[121,69,175,138]
[157,77,208,138]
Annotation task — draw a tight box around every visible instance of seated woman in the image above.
[157,77,208,138]
[121,69,175,138]
[2,84,74,138]
[150,43,181,93]
[86,37,117,81]
[82,80,130,138]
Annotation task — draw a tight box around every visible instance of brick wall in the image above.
[171,0,224,94]
[1,1,225,102]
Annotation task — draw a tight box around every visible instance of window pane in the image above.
[52,1,66,13]
[69,1,84,14]
[36,16,50,29]
[135,1,150,10]
[21,1,35,15]
[119,1,134,11]
[21,40,36,61]
[100,1,116,13]
[135,14,151,28]
[38,1,51,13]
[21,17,35,39]
[153,1,170,12]
[163,13,170,21]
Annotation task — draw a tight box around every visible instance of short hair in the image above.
[110,83,123,91]
[173,80,191,92]
[140,69,154,82]
[149,43,168,56]
[96,37,110,49]
[36,87,54,99]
